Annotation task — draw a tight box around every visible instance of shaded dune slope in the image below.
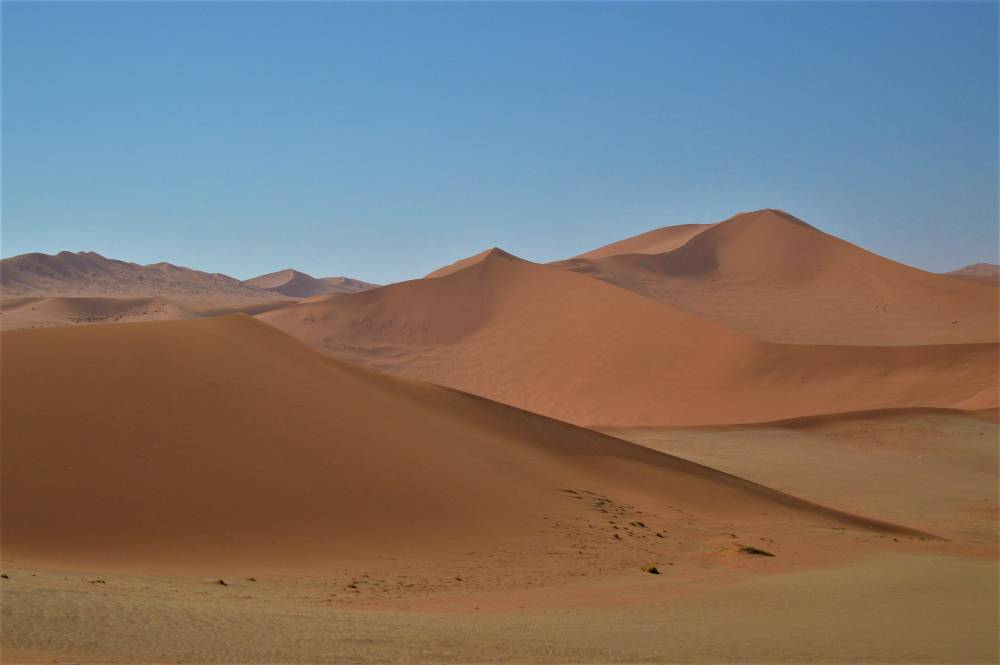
[0,316,932,575]
[259,250,997,427]
[555,210,999,345]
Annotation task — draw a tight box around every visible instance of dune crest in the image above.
[259,247,997,427]
[0,315,930,574]
[245,268,378,298]
[575,222,714,259]
[554,209,999,345]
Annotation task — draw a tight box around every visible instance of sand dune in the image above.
[553,209,999,345]
[424,247,509,278]
[259,248,997,427]
[1,315,930,575]
[246,268,378,297]
[0,295,292,330]
[575,223,714,259]
[0,296,197,329]
[947,262,999,284]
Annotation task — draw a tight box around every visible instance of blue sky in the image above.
[3,1,997,283]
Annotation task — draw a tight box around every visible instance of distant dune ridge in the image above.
[245,268,378,297]
[574,222,715,259]
[0,315,931,573]
[554,209,998,345]
[946,262,999,283]
[0,251,271,301]
[0,251,375,328]
[259,241,997,427]
[4,209,997,424]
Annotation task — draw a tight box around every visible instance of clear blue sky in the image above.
[3,1,997,284]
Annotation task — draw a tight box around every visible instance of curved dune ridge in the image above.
[0,315,933,574]
[554,209,999,345]
[245,268,379,298]
[424,247,514,278]
[259,247,997,427]
[574,223,715,259]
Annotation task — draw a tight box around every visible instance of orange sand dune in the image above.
[575,223,714,259]
[0,296,197,329]
[0,315,928,575]
[554,209,999,345]
[946,262,999,284]
[424,247,507,278]
[0,295,293,330]
[246,268,378,297]
[259,249,997,427]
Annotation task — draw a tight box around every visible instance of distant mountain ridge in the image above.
[0,250,376,302]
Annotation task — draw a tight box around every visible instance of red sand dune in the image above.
[575,223,714,259]
[245,268,378,298]
[424,247,504,278]
[0,315,928,574]
[946,262,999,284]
[554,210,999,345]
[0,296,197,329]
[259,248,997,427]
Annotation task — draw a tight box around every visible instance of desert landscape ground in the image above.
[1,207,998,663]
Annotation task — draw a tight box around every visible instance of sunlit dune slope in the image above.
[260,249,997,427]
[554,209,999,345]
[0,315,931,574]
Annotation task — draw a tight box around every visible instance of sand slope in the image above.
[246,268,378,297]
[259,249,997,427]
[575,223,714,259]
[0,295,292,330]
[554,210,999,345]
[1,315,933,575]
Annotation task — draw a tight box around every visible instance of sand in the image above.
[245,268,378,297]
[3,209,997,664]
[4,408,995,663]
[574,222,715,259]
[556,210,999,345]
[947,262,1000,284]
[3,315,935,575]
[0,295,292,330]
[259,246,997,427]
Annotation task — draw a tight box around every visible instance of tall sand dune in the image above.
[259,249,997,427]
[0,315,928,574]
[555,209,999,345]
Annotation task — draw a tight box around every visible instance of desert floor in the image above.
[3,409,996,664]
